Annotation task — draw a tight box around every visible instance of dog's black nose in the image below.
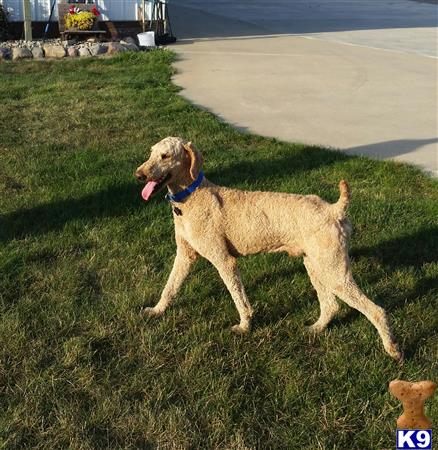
[135,171,146,182]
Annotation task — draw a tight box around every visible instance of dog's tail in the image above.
[332,180,350,218]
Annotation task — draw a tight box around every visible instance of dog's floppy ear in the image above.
[183,141,204,180]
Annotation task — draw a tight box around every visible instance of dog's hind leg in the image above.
[304,257,340,333]
[143,236,198,317]
[331,278,402,361]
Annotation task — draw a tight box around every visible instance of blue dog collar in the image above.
[165,171,204,203]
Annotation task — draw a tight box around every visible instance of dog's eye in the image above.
[161,154,170,160]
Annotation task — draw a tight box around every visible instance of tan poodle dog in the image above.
[135,137,402,361]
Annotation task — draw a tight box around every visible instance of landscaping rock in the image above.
[1,36,154,62]
[31,47,44,59]
[0,48,11,61]
[67,47,78,58]
[43,45,66,58]
[107,42,127,55]
[12,47,33,61]
[78,47,91,57]
[89,43,107,56]
[121,42,139,52]
[121,36,137,45]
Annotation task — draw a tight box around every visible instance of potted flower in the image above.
[65,5,100,31]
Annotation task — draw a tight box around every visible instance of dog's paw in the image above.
[231,324,250,334]
[396,351,405,365]
[141,307,164,318]
[386,342,404,363]
[307,323,325,334]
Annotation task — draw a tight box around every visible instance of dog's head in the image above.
[134,137,203,200]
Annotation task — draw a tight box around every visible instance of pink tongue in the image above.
[141,181,158,201]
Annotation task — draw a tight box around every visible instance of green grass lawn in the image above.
[0,51,437,450]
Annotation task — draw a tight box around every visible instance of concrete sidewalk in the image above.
[169,0,438,176]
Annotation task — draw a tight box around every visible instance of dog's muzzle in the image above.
[134,171,147,183]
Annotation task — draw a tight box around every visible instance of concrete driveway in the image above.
[169,0,438,176]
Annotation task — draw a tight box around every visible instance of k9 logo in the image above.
[396,430,432,450]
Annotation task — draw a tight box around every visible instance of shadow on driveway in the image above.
[170,0,437,40]
[346,137,438,160]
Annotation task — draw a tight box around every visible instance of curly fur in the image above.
[135,137,402,360]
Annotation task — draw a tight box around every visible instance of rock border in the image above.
[0,36,152,61]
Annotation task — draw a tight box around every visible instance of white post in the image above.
[23,0,32,41]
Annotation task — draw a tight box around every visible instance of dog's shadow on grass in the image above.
[208,145,349,186]
[352,227,438,310]
[1,146,347,243]
[1,148,436,317]
[0,182,142,243]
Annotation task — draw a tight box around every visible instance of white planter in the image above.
[137,31,155,47]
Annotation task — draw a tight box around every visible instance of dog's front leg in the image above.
[143,237,198,317]
[212,256,254,333]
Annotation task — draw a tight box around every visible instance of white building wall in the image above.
[2,0,51,21]
[94,0,153,21]
[95,0,136,21]
[2,0,152,22]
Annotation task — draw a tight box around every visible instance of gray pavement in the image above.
[168,0,438,176]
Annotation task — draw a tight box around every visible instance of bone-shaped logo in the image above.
[389,379,436,429]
